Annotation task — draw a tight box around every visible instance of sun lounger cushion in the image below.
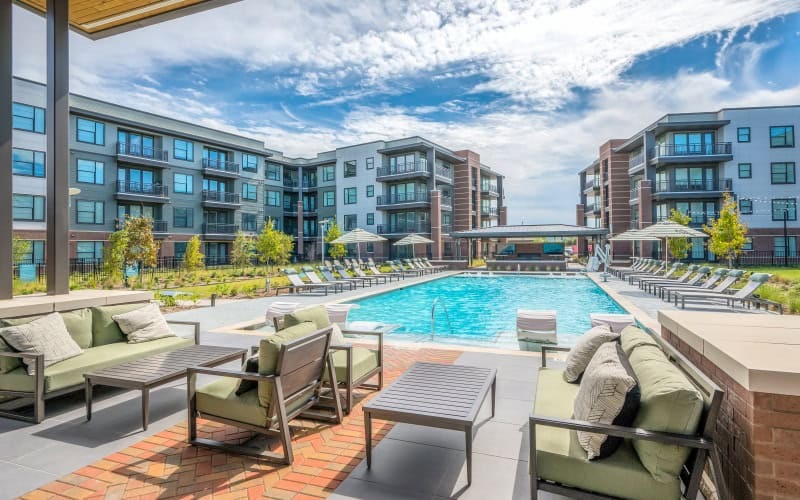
[534,368,680,499]
[257,321,318,408]
[327,346,379,383]
[620,326,660,356]
[563,325,618,383]
[91,303,150,346]
[112,303,176,344]
[628,344,704,482]
[573,342,640,459]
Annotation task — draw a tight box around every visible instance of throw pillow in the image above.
[563,325,618,383]
[0,312,84,375]
[619,325,660,356]
[235,355,259,396]
[283,305,331,330]
[573,342,640,460]
[112,303,176,344]
[91,303,149,345]
[258,322,318,408]
[330,323,348,346]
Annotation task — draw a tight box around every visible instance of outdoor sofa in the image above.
[529,325,725,500]
[0,302,199,423]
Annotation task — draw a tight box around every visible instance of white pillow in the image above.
[112,303,176,344]
[563,325,619,383]
[330,323,349,346]
[0,312,83,374]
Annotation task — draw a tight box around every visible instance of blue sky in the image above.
[11,0,800,224]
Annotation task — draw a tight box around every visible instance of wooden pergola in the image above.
[1,0,239,299]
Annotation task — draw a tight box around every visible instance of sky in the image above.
[11,0,800,224]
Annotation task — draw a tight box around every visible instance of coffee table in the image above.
[363,362,497,486]
[84,344,247,430]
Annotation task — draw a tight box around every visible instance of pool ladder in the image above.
[430,298,455,339]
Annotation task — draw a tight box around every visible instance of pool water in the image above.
[345,274,626,349]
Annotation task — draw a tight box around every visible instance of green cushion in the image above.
[0,336,193,393]
[327,346,379,383]
[258,322,318,408]
[628,344,704,483]
[533,368,681,499]
[283,305,331,330]
[619,326,660,356]
[0,336,22,374]
[91,303,148,346]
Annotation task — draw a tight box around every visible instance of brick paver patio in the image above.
[21,345,462,500]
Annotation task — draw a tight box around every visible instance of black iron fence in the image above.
[737,251,800,267]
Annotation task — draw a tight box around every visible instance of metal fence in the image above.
[737,251,800,267]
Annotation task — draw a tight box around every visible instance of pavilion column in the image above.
[0,0,12,299]
[45,0,70,295]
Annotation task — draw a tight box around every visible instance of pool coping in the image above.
[587,272,661,333]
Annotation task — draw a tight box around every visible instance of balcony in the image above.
[441,223,453,234]
[656,213,719,226]
[114,180,169,203]
[116,142,169,168]
[376,161,431,181]
[481,183,499,197]
[652,178,732,198]
[202,223,239,239]
[584,202,598,213]
[630,220,640,230]
[440,195,453,208]
[376,191,430,210]
[481,207,498,217]
[434,166,454,183]
[630,186,640,202]
[649,143,732,164]
[377,222,431,235]
[202,158,240,178]
[114,219,168,233]
[628,152,645,171]
[201,190,242,208]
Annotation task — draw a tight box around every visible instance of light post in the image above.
[784,208,789,267]
[319,219,330,264]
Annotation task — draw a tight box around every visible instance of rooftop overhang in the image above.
[14,0,240,40]
[377,141,466,163]
[451,224,609,239]
[614,134,644,153]
[651,120,731,137]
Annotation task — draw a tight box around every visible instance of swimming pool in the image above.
[345,274,626,349]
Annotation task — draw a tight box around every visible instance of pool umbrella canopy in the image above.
[636,221,707,263]
[609,230,660,258]
[331,228,386,259]
[393,234,435,257]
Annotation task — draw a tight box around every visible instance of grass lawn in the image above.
[737,266,800,313]
[741,266,800,283]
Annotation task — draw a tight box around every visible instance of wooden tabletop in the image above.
[364,362,496,426]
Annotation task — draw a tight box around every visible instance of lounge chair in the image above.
[301,266,345,293]
[396,260,428,276]
[672,271,767,309]
[351,264,387,284]
[415,258,444,272]
[276,268,333,295]
[610,257,647,277]
[367,263,403,282]
[422,258,448,271]
[589,313,636,332]
[334,264,376,287]
[187,324,343,463]
[517,310,557,349]
[668,269,744,303]
[616,259,658,279]
[405,258,434,274]
[656,268,726,300]
[388,260,424,277]
[629,262,683,285]
[318,265,364,289]
[638,264,699,292]
[623,260,666,282]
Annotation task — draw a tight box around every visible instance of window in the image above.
[323,191,335,207]
[771,162,795,184]
[323,165,335,182]
[366,157,374,170]
[18,240,45,264]
[739,199,753,214]
[13,194,45,221]
[174,242,187,260]
[366,242,374,252]
[344,214,357,230]
[738,163,752,179]
[173,173,194,194]
[173,207,194,228]
[737,127,750,142]
[366,185,374,197]
[76,118,105,145]
[267,163,281,181]
[76,242,104,261]
[770,126,795,148]
[173,139,194,161]
[77,159,104,184]
[242,153,258,172]
[344,187,357,204]
[774,237,797,257]
[266,190,281,207]
[12,102,45,133]
[117,204,156,220]
[743,237,753,251]
[366,213,374,225]
[76,200,104,224]
[242,213,257,231]
[118,131,154,157]
[344,160,357,178]
[772,198,797,221]
[242,182,257,201]
[12,149,45,177]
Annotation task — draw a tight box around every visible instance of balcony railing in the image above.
[283,179,299,188]
[628,152,644,169]
[376,191,430,206]
[376,161,430,178]
[481,207,498,216]
[630,186,640,200]
[202,223,238,234]
[441,223,453,234]
[653,178,732,194]
[584,202,595,212]
[202,158,240,174]
[655,213,719,225]
[630,221,640,230]
[435,165,453,180]
[116,142,168,161]
[202,190,241,204]
[651,142,732,158]
[441,195,453,207]
[114,219,168,232]
[377,222,431,234]
[302,179,318,189]
[116,180,169,197]
[481,183,499,195]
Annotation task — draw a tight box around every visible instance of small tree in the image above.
[667,209,691,261]
[104,229,129,283]
[325,221,347,260]
[183,235,205,272]
[255,218,294,271]
[102,216,159,285]
[705,193,747,268]
[230,231,255,269]
[12,236,31,264]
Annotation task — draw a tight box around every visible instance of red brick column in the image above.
[638,180,653,257]
[430,190,442,259]
[296,201,304,259]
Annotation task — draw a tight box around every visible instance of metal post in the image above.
[784,209,789,267]
[0,0,12,300]
[45,0,70,295]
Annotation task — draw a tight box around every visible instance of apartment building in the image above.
[10,77,506,265]
[577,105,799,260]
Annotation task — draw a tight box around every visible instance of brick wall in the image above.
[662,328,800,500]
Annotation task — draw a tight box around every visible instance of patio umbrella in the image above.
[609,230,659,258]
[636,221,707,264]
[331,228,387,259]
[393,234,434,257]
